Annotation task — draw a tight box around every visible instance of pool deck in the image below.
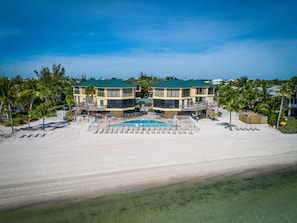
[95,114,196,134]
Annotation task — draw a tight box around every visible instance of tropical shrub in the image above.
[268,113,277,127]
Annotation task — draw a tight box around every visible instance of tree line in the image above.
[0,64,76,133]
[217,76,297,131]
[1,64,296,133]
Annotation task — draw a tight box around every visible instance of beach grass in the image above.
[1,165,297,223]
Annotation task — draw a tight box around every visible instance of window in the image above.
[107,89,120,97]
[196,88,206,94]
[208,87,214,94]
[182,89,190,97]
[107,99,135,108]
[155,89,164,97]
[97,88,104,97]
[196,97,206,102]
[82,87,85,94]
[167,89,179,97]
[86,96,93,104]
[74,87,80,94]
[123,88,133,97]
[153,99,179,108]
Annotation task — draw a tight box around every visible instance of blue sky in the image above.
[1,0,297,80]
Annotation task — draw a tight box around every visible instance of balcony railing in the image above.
[181,102,207,111]
[75,103,106,111]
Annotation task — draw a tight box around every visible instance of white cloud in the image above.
[3,39,297,80]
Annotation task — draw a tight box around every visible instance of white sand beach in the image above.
[0,109,297,209]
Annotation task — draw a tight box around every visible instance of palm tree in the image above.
[35,64,67,107]
[276,83,293,128]
[85,85,96,104]
[0,77,16,134]
[34,103,55,130]
[18,78,42,129]
[218,84,238,130]
[85,85,96,120]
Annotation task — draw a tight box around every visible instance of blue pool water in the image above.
[111,119,178,128]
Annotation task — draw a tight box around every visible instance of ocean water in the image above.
[1,165,297,223]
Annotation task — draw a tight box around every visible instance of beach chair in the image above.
[151,128,155,134]
[240,125,245,131]
[27,134,33,138]
[167,127,171,134]
[254,125,260,131]
[40,132,46,137]
[156,128,160,134]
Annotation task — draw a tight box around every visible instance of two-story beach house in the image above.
[73,79,136,116]
[151,79,215,117]
[73,78,215,118]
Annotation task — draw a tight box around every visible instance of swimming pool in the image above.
[111,119,178,128]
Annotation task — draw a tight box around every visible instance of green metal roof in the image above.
[152,79,213,88]
[74,79,135,88]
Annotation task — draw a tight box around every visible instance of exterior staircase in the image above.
[207,106,217,120]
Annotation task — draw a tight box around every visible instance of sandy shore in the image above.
[0,110,296,209]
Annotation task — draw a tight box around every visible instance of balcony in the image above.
[75,102,106,111]
[181,102,207,111]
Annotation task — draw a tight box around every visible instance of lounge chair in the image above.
[167,128,171,134]
[19,134,26,138]
[40,132,46,137]
[156,128,160,134]
[27,134,33,138]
